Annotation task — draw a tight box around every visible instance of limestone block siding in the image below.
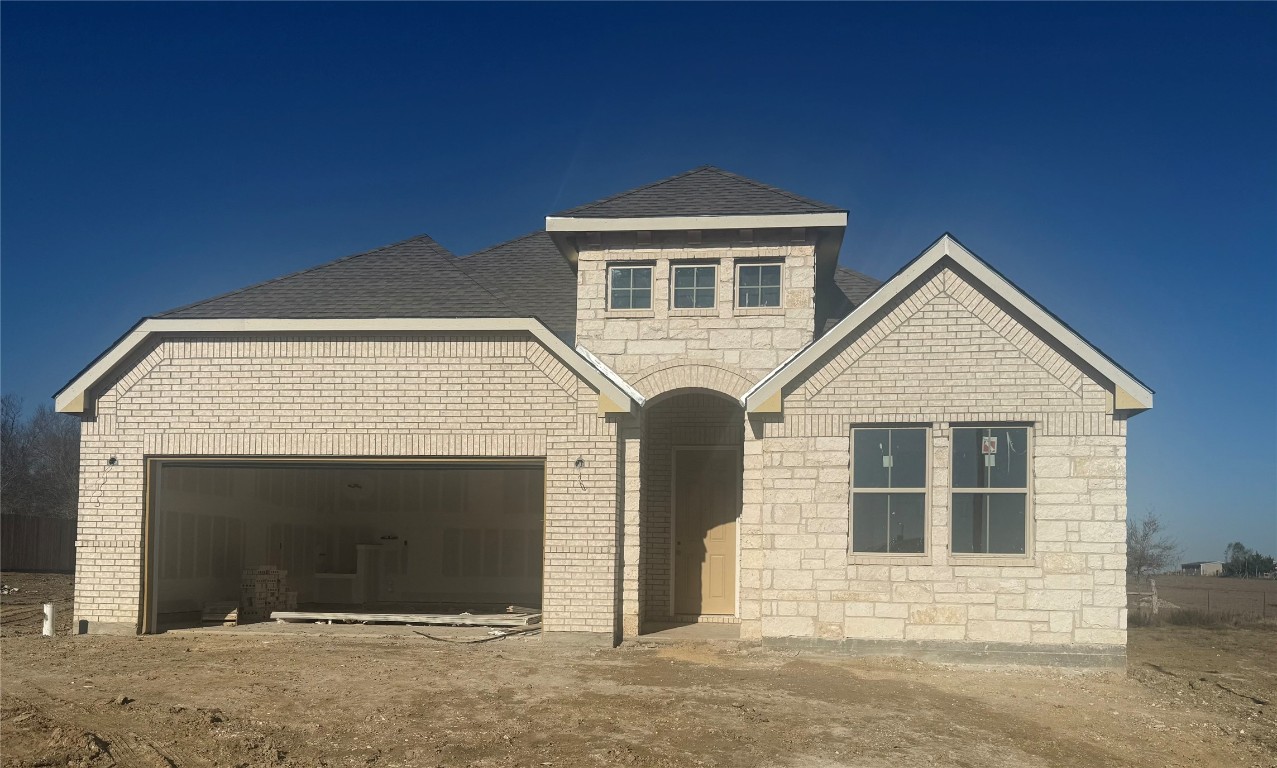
[575,229,818,384]
[74,333,622,637]
[741,264,1129,649]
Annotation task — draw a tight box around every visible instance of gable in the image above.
[745,234,1153,414]
[794,265,1108,417]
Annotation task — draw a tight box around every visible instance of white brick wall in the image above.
[74,333,622,636]
[741,265,1129,649]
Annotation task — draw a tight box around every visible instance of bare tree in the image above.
[1,395,81,519]
[1127,510,1180,578]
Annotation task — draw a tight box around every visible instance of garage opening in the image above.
[146,459,544,632]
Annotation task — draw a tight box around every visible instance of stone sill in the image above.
[667,308,720,318]
[847,554,930,566]
[948,555,1037,568]
[734,307,785,316]
[607,310,656,319]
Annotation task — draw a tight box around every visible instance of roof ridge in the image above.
[707,166,844,212]
[460,229,549,259]
[154,234,455,318]
[557,167,713,215]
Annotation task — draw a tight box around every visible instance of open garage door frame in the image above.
[140,456,546,634]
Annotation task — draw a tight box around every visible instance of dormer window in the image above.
[671,264,716,309]
[737,263,782,308]
[609,265,652,310]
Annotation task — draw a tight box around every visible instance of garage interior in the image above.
[149,460,544,631]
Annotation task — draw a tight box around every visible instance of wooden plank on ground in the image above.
[269,611,541,627]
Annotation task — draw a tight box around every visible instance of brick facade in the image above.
[73,333,623,637]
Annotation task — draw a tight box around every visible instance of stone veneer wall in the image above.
[640,393,743,622]
[574,230,817,384]
[741,264,1129,653]
[74,333,622,637]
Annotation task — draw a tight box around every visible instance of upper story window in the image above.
[851,427,927,554]
[609,265,652,310]
[671,264,716,309]
[951,426,1031,555]
[737,263,782,308]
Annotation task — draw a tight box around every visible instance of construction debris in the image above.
[270,610,540,628]
[201,601,240,626]
[240,566,297,623]
[412,626,542,644]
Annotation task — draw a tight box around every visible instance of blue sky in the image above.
[3,3,1274,560]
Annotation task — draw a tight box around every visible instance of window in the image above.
[737,263,782,308]
[851,428,927,554]
[671,264,717,309]
[951,426,1030,555]
[609,265,651,310]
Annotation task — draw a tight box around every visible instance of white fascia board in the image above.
[545,212,847,233]
[55,317,637,415]
[575,344,645,407]
[744,234,1154,413]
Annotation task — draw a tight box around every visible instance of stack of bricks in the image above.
[239,566,298,623]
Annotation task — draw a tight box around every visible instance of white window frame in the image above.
[735,261,784,309]
[849,426,930,558]
[670,263,718,310]
[949,425,1034,558]
[608,264,653,311]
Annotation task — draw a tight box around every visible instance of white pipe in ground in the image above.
[42,603,55,637]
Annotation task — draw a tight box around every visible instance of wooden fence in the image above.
[1,514,75,572]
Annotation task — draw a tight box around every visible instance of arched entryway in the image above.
[641,390,743,628]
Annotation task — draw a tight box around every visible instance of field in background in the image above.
[1135,574,1277,619]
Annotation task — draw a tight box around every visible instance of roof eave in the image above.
[545,211,847,233]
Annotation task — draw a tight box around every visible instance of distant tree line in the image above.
[1222,542,1275,578]
[1,395,80,519]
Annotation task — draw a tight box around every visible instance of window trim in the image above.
[669,263,718,310]
[735,260,784,310]
[607,263,654,312]
[848,425,931,559]
[948,424,1034,559]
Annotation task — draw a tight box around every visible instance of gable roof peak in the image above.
[550,165,847,220]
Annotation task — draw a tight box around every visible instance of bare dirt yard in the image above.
[2,572,1274,768]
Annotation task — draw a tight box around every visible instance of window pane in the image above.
[611,290,631,310]
[987,494,1026,554]
[852,493,924,554]
[886,493,925,553]
[853,429,891,488]
[740,265,760,287]
[673,288,695,308]
[852,494,888,552]
[952,427,1028,489]
[889,429,927,489]
[612,269,631,289]
[951,493,1026,554]
[695,266,715,287]
[739,287,757,307]
[759,287,781,307]
[632,267,651,289]
[759,264,781,287]
[694,287,715,308]
[631,288,651,309]
[674,268,695,288]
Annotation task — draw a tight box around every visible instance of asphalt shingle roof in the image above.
[457,231,578,341]
[157,235,515,320]
[821,265,883,335]
[554,166,846,219]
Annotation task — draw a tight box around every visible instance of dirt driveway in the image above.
[2,575,1274,768]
